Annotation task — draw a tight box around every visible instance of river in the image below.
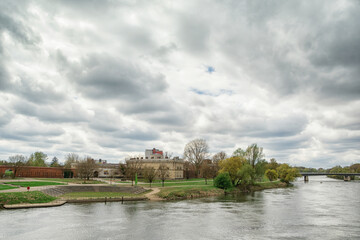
[1,176,359,240]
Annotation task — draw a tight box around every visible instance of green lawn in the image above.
[34,178,104,184]
[0,184,18,191]
[61,191,145,199]
[4,181,66,187]
[139,180,214,187]
[157,185,223,200]
[0,191,57,205]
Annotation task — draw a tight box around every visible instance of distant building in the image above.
[94,159,122,178]
[126,148,184,179]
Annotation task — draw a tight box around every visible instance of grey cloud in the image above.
[12,98,91,123]
[72,54,168,100]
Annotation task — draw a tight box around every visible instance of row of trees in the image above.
[182,139,300,190]
[124,160,170,187]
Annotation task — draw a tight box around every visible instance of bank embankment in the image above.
[156,181,288,200]
[157,185,224,200]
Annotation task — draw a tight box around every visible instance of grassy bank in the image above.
[61,191,147,199]
[139,180,214,187]
[5,181,66,187]
[35,178,104,184]
[0,184,18,191]
[0,191,57,205]
[157,180,288,200]
[157,185,224,200]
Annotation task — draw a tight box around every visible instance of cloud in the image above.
[0,0,359,167]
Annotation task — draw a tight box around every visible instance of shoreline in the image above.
[1,181,289,209]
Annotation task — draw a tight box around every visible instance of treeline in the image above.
[0,152,83,168]
[0,152,98,179]
[296,164,360,174]
[183,139,300,190]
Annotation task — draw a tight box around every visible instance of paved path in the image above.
[144,187,164,201]
[3,200,66,209]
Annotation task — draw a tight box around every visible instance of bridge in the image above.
[300,172,360,182]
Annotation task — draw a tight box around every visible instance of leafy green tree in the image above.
[276,164,299,184]
[214,172,232,189]
[50,157,61,167]
[27,152,48,167]
[233,148,246,157]
[265,169,278,181]
[267,158,279,170]
[245,144,264,168]
[237,164,255,186]
[219,156,246,185]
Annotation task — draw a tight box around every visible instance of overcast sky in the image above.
[0,0,359,167]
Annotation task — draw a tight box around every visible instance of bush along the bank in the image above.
[276,164,300,184]
[214,172,232,189]
[265,169,278,181]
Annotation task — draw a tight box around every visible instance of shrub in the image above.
[265,169,278,181]
[214,172,232,189]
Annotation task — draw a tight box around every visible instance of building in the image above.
[94,159,122,178]
[126,149,184,179]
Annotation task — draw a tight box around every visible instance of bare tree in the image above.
[77,157,98,181]
[201,161,212,184]
[8,155,27,178]
[212,151,227,163]
[125,159,142,186]
[143,167,157,187]
[158,163,169,187]
[64,153,80,169]
[183,139,209,178]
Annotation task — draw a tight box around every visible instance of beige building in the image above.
[126,149,184,179]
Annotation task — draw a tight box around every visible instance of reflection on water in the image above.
[1,177,359,240]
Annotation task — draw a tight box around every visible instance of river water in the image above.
[1,176,359,240]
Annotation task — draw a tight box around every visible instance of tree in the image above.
[27,152,48,167]
[201,161,212,185]
[77,157,98,181]
[158,163,169,187]
[143,167,157,187]
[276,164,299,184]
[64,153,80,169]
[237,164,255,187]
[50,157,61,167]
[183,138,209,178]
[245,144,264,168]
[233,148,246,157]
[218,156,247,185]
[8,155,27,178]
[214,172,232,190]
[125,159,142,186]
[265,169,278,181]
[212,151,227,162]
[267,158,279,170]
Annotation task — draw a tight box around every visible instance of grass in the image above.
[0,191,57,205]
[139,180,214,187]
[157,185,223,200]
[34,178,104,184]
[0,184,18,191]
[4,181,66,187]
[61,192,144,199]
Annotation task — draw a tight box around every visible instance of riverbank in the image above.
[0,180,289,208]
[155,180,288,200]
